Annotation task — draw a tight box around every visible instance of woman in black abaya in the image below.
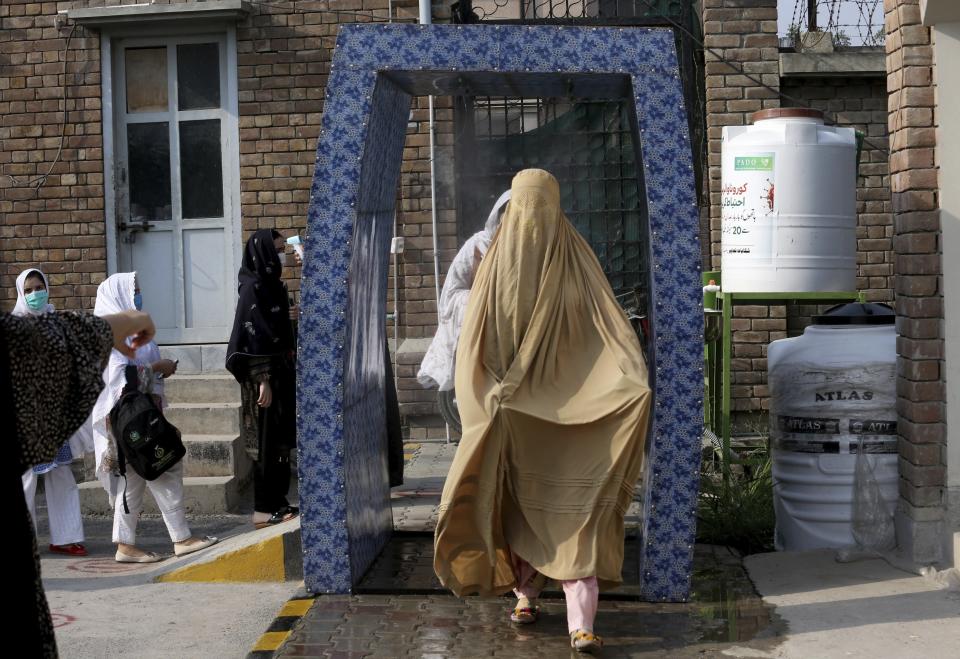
[226,229,299,528]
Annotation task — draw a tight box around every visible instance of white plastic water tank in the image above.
[721,108,857,293]
[768,303,898,551]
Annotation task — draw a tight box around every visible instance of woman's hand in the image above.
[258,380,273,408]
[151,359,178,378]
[102,311,156,358]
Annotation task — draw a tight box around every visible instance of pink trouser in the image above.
[512,556,599,633]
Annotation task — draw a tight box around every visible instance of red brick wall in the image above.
[1,2,105,311]
[0,1,433,313]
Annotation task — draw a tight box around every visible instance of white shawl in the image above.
[90,273,162,485]
[418,191,511,391]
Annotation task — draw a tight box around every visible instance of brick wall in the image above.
[884,0,945,563]
[780,77,894,304]
[702,1,897,417]
[0,0,425,314]
[703,0,781,265]
[390,1,463,419]
[702,0,781,416]
[0,0,449,418]
[780,75,895,343]
[0,1,105,311]
[393,93,459,418]
[239,0,423,310]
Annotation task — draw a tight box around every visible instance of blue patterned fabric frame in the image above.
[300,24,704,601]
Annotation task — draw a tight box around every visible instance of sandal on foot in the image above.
[115,550,164,564]
[570,630,603,654]
[174,535,219,557]
[254,506,299,529]
[510,605,540,624]
[50,543,88,557]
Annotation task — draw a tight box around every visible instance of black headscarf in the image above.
[226,229,294,379]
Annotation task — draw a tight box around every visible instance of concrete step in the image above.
[159,344,228,375]
[165,374,241,405]
[155,516,302,583]
[182,434,252,480]
[79,475,244,515]
[165,402,240,435]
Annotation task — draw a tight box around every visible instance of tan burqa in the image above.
[433,169,651,596]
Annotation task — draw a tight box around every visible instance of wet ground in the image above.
[265,439,785,657]
[274,539,783,658]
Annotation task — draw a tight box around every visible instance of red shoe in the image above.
[49,543,88,556]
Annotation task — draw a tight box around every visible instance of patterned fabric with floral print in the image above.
[2,311,113,658]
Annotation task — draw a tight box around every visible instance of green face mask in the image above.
[25,290,48,311]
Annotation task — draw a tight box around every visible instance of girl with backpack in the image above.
[91,272,218,563]
[14,268,89,557]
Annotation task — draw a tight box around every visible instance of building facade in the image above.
[2,0,954,565]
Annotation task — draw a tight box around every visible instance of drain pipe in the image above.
[419,0,440,310]
[389,0,397,383]
[419,0,449,443]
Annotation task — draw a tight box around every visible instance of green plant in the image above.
[786,22,802,47]
[832,30,852,47]
[697,437,775,555]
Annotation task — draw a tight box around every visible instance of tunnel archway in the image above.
[298,23,704,601]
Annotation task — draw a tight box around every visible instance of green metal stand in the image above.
[702,284,866,459]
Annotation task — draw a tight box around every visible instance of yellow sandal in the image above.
[510,603,539,624]
[570,629,603,654]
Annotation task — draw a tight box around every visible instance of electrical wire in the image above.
[3,24,77,190]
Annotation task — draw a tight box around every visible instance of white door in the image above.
[113,35,237,344]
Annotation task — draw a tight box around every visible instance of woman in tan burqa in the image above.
[434,169,651,653]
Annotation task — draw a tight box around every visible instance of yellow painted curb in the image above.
[157,535,285,583]
[279,599,313,617]
[251,631,290,652]
[249,595,316,656]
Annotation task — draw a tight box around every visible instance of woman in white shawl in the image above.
[418,190,511,390]
[92,273,217,562]
[15,268,89,556]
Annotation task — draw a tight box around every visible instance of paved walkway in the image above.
[32,438,960,658]
[38,513,300,658]
[274,544,780,658]
[269,439,960,659]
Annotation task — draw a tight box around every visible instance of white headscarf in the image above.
[12,268,55,316]
[90,273,162,482]
[417,191,511,390]
[13,267,95,457]
[93,271,136,317]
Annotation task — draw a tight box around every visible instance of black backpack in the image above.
[110,365,185,512]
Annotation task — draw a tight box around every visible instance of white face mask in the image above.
[277,252,287,267]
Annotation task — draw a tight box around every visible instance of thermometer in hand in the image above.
[286,235,304,260]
